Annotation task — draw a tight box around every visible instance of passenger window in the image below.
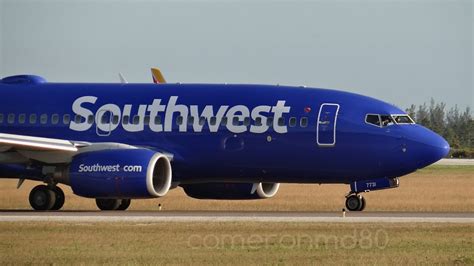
[199,117,206,126]
[30,114,37,124]
[144,115,150,125]
[266,117,274,127]
[243,117,250,126]
[74,115,81,124]
[220,117,228,126]
[0,114,3,123]
[209,117,217,126]
[101,114,110,124]
[63,114,70,125]
[300,117,308,127]
[277,117,285,126]
[112,115,120,125]
[133,115,140,125]
[365,114,381,127]
[232,117,240,126]
[176,116,183,125]
[51,114,59,125]
[187,116,194,125]
[41,114,48,124]
[7,114,15,124]
[18,114,26,124]
[289,117,297,127]
[154,116,161,125]
[123,115,130,125]
[254,117,262,126]
[87,115,94,124]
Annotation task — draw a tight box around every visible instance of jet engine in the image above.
[66,149,172,198]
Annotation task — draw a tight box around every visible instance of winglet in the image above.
[151,68,166,84]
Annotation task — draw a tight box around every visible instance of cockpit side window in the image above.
[392,115,415,124]
[365,114,381,127]
[380,115,395,127]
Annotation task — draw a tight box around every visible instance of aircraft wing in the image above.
[0,133,146,164]
[0,133,81,152]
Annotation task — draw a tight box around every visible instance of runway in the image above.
[0,211,473,223]
[434,158,474,165]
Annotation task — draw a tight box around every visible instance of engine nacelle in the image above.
[181,182,280,200]
[69,149,172,198]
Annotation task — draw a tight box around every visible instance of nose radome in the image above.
[403,125,451,169]
[430,133,450,160]
[420,129,450,166]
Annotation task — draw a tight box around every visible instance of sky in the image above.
[0,0,472,110]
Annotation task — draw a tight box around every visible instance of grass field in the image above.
[0,165,472,212]
[0,222,473,265]
[0,166,473,265]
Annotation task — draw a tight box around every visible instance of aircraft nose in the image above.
[425,132,450,162]
[408,126,450,168]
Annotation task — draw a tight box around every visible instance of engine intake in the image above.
[182,182,280,200]
[68,149,172,198]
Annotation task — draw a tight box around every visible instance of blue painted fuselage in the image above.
[0,81,449,184]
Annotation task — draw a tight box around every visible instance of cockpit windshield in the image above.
[391,115,415,124]
[365,114,415,127]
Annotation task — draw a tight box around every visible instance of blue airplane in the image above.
[0,69,449,211]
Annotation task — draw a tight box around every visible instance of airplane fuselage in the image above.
[0,81,449,185]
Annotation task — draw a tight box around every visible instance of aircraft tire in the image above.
[359,196,366,211]
[50,186,65,211]
[29,185,56,211]
[345,194,364,211]
[117,199,131,211]
[96,198,122,211]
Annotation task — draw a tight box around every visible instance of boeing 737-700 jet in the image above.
[0,68,449,211]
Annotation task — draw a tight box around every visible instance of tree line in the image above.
[405,99,473,158]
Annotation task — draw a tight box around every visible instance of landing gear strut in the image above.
[344,177,400,211]
[29,185,65,211]
[345,194,366,211]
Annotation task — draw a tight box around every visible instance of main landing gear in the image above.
[95,198,132,211]
[29,185,65,211]
[28,185,132,211]
[345,194,366,212]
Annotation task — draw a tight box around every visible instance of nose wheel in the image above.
[345,194,366,211]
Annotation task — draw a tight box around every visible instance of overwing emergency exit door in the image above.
[96,110,113,137]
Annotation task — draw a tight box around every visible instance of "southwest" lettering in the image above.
[69,96,291,134]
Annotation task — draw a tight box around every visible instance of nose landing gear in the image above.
[345,194,366,211]
[344,177,400,212]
